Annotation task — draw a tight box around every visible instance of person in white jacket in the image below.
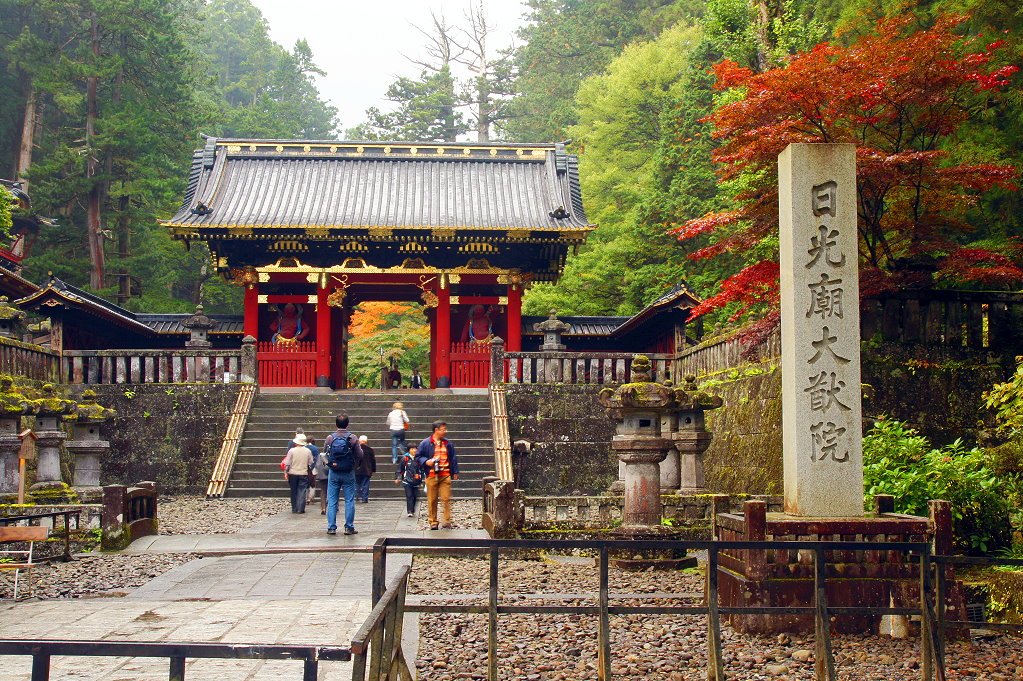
[386,401,410,465]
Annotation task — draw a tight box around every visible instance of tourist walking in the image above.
[305,437,320,505]
[410,368,425,389]
[386,401,410,464]
[395,443,423,517]
[324,413,363,536]
[311,437,329,514]
[355,435,377,503]
[282,433,314,514]
[416,420,459,530]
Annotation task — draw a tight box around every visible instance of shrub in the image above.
[863,417,1011,554]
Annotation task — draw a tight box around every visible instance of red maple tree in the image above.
[672,15,1020,342]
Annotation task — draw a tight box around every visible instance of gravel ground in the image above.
[0,553,196,600]
[410,556,1023,681]
[158,495,289,534]
[415,499,482,530]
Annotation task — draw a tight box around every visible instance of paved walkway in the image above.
[0,500,487,680]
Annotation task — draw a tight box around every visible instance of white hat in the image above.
[359,435,368,443]
[293,434,308,446]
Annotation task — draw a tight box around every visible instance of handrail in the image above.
[206,384,257,498]
[488,383,512,481]
[350,564,412,681]
[0,639,350,681]
[372,537,948,681]
[0,510,81,561]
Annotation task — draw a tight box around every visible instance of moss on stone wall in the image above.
[506,384,617,495]
[68,384,241,494]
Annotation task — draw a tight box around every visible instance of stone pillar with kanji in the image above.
[30,383,77,499]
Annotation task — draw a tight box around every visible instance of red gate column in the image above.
[316,284,331,386]
[507,284,522,352]
[243,284,259,339]
[436,281,451,388]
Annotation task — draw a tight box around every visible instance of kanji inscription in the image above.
[779,143,863,517]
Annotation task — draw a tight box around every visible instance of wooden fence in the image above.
[256,341,316,387]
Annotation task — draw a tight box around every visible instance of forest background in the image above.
[1,0,1021,386]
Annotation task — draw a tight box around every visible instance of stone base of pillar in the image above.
[28,480,78,503]
[676,486,708,495]
[608,524,697,570]
[73,486,104,503]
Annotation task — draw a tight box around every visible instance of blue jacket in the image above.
[415,436,459,477]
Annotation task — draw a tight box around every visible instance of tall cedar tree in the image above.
[672,15,1021,344]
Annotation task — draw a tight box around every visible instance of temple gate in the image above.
[163,139,592,388]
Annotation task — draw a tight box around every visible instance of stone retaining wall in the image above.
[68,384,241,494]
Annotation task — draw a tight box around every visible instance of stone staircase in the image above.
[225,390,494,499]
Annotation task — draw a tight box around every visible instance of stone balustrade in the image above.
[500,351,673,385]
[62,345,255,385]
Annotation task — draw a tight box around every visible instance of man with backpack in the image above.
[323,412,364,536]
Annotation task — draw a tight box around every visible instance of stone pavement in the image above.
[0,498,488,680]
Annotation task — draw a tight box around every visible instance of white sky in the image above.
[249,0,528,133]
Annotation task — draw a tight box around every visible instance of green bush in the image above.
[863,417,1011,555]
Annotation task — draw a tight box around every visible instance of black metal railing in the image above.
[0,510,82,561]
[0,640,350,681]
[372,537,995,681]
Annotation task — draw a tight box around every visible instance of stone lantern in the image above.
[533,310,571,351]
[66,389,116,498]
[182,304,218,348]
[0,296,26,339]
[598,355,693,568]
[0,375,36,494]
[670,375,723,492]
[29,383,77,496]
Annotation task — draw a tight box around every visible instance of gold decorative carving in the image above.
[498,296,508,306]
[447,274,461,284]
[368,228,393,238]
[340,241,369,252]
[450,296,460,305]
[41,299,62,308]
[410,147,418,155]
[233,227,253,237]
[435,147,445,155]
[458,242,498,253]
[270,240,309,252]
[275,145,284,152]
[399,242,428,253]
[258,294,268,304]
[258,272,270,283]
[248,145,257,151]
[303,145,311,152]
[330,146,338,153]
[341,257,367,268]
[227,144,241,153]
[229,266,259,287]
[431,228,456,240]
[307,295,317,304]
[420,290,439,308]
[327,288,346,307]
[305,227,329,238]
[464,258,493,270]
[506,229,531,239]
[401,257,428,269]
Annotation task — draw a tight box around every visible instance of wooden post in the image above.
[436,282,451,387]
[16,429,36,505]
[243,284,259,340]
[316,284,331,386]
[506,284,522,352]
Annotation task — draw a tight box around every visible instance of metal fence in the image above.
[372,537,1023,681]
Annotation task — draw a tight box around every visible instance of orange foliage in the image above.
[348,302,415,339]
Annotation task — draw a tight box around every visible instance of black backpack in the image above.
[326,433,356,473]
[401,457,423,486]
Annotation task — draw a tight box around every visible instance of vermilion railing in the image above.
[450,341,491,387]
[256,341,317,387]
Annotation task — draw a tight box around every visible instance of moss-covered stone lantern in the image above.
[0,296,26,339]
[598,355,693,568]
[0,374,36,494]
[670,374,723,492]
[29,383,77,495]
[66,389,116,494]
[533,309,571,352]
[182,304,218,348]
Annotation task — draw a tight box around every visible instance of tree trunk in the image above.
[17,82,36,192]
[86,10,104,290]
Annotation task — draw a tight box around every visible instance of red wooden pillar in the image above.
[316,284,331,386]
[428,308,438,387]
[436,283,451,387]
[507,284,522,352]
[243,284,259,339]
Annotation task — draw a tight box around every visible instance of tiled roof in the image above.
[521,315,630,336]
[136,314,244,335]
[165,139,592,232]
